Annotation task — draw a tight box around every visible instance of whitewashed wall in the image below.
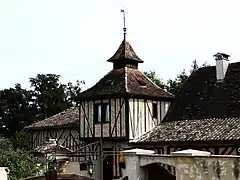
[128,99,170,140]
[79,99,126,138]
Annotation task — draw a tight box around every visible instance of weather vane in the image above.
[120,7,127,41]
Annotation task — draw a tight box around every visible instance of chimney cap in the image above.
[214,53,230,60]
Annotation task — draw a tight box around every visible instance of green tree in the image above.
[144,60,210,96]
[0,138,38,180]
[29,74,84,120]
[29,74,67,119]
[0,74,84,138]
[190,59,210,74]
[11,131,30,150]
[144,70,166,89]
[167,69,188,96]
[0,84,37,137]
[65,80,85,106]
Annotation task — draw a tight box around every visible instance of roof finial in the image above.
[120,7,127,42]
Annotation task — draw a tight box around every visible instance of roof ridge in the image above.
[125,67,129,92]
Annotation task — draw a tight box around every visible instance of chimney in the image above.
[213,53,230,82]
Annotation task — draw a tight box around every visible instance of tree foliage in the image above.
[0,138,38,180]
[167,69,189,96]
[11,131,30,150]
[0,74,84,138]
[144,60,210,96]
[0,84,37,137]
[29,74,84,119]
[144,70,166,89]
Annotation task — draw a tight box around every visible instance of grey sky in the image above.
[0,0,239,90]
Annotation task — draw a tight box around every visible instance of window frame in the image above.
[94,102,110,123]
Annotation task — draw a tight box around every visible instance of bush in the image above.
[0,138,38,180]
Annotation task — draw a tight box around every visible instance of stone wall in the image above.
[121,149,240,180]
[174,156,240,180]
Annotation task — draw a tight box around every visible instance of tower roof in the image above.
[107,40,144,63]
[74,67,174,101]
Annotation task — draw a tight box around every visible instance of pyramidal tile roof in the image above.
[107,40,144,63]
[75,67,174,100]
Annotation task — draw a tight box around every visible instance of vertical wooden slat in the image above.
[125,98,129,139]
[87,101,90,138]
[115,99,117,138]
[78,102,82,138]
[83,102,85,138]
[93,100,95,138]
[159,101,162,122]
[137,99,139,138]
[119,99,122,137]
[144,99,146,132]
[109,99,112,137]
[101,100,103,138]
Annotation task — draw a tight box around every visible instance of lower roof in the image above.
[24,107,78,130]
[132,117,240,143]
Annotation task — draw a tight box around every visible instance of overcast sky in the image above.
[0,0,240,90]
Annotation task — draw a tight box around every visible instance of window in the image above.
[94,103,110,123]
[152,103,158,119]
[97,104,101,123]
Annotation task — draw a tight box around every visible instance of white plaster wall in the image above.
[110,98,125,137]
[80,101,94,138]
[0,167,8,180]
[32,128,80,151]
[129,99,170,140]
[80,99,126,138]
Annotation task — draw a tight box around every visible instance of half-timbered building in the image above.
[133,53,240,157]
[73,36,174,179]
[25,107,80,154]
[128,53,240,178]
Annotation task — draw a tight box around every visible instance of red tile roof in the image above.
[25,107,78,129]
[107,40,144,63]
[133,117,240,143]
[74,67,174,100]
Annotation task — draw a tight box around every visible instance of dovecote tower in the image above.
[73,9,174,180]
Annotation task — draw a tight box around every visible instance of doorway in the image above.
[147,163,176,180]
[103,155,113,180]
